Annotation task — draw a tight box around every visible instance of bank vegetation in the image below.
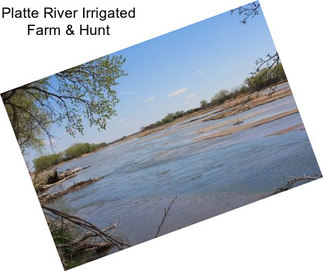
[33,142,107,172]
[141,63,287,131]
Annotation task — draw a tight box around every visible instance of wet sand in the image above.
[195,108,299,141]
[266,123,304,137]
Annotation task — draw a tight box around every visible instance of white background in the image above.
[0,0,322,270]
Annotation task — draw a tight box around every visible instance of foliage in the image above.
[44,205,129,270]
[200,100,208,108]
[1,55,126,152]
[64,143,92,160]
[143,111,187,130]
[33,142,107,172]
[49,221,80,269]
[210,90,230,106]
[33,153,63,172]
[91,142,108,151]
[246,63,287,92]
[3,82,50,151]
[64,142,108,160]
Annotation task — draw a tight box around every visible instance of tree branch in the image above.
[155,196,177,237]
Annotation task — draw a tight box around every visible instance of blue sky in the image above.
[25,2,277,164]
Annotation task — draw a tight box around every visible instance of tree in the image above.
[210,90,230,106]
[245,63,287,92]
[64,143,92,160]
[1,55,126,152]
[232,2,281,76]
[231,1,260,24]
[200,100,208,108]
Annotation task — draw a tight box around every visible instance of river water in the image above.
[48,84,321,245]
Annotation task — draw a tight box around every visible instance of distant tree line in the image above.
[141,63,287,131]
[33,142,108,172]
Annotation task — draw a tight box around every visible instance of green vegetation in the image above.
[33,154,63,172]
[44,205,127,270]
[1,55,126,152]
[246,62,287,92]
[33,142,108,172]
[49,221,82,269]
[64,143,92,160]
[141,63,287,131]
[200,100,208,108]
[141,110,186,130]
[210,90,231,106]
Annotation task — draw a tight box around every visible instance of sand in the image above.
[195,108,299,141]
[266,123,304,137]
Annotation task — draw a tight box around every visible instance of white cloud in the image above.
[118,118,125,123]
[167,88,188,98]
[186,94,197,99]
[143,96,156,103]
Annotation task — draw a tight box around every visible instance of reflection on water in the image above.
[48,85,321,246]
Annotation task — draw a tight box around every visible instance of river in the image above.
[47,83,321,246]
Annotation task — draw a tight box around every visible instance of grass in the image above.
[49,222,81,269]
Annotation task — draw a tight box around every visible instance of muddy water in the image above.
[48,84,321,245]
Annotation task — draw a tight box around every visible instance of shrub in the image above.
[33,142,108,173]
[210,90,230,106]
[174,111,185,118]
[33,153,63,172]
[200,100,208,108]
[64,143,92,160]
[90,142,108,151]
[246,63,287,92]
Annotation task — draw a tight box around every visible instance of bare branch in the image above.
[155,196,177,237]
[231,2,260,24]
[42,205,130,249]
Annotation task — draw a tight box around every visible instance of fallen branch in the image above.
[58,165,91,180]
[42,206,130,269]
[40,176,102,203]
[155,196,177,237]
[36,165,91,192]
[273,175,321,194]
[43,206,129,249]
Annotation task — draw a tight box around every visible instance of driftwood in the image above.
[273,175,321,195]
[43,195,179,268]
[36,165,91,192]
[40,177,102,203]
[43,206,130,249]
[42,206,130,269]
[233,119,244,125]
[58,165,91,180]
[155,196,177,237]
